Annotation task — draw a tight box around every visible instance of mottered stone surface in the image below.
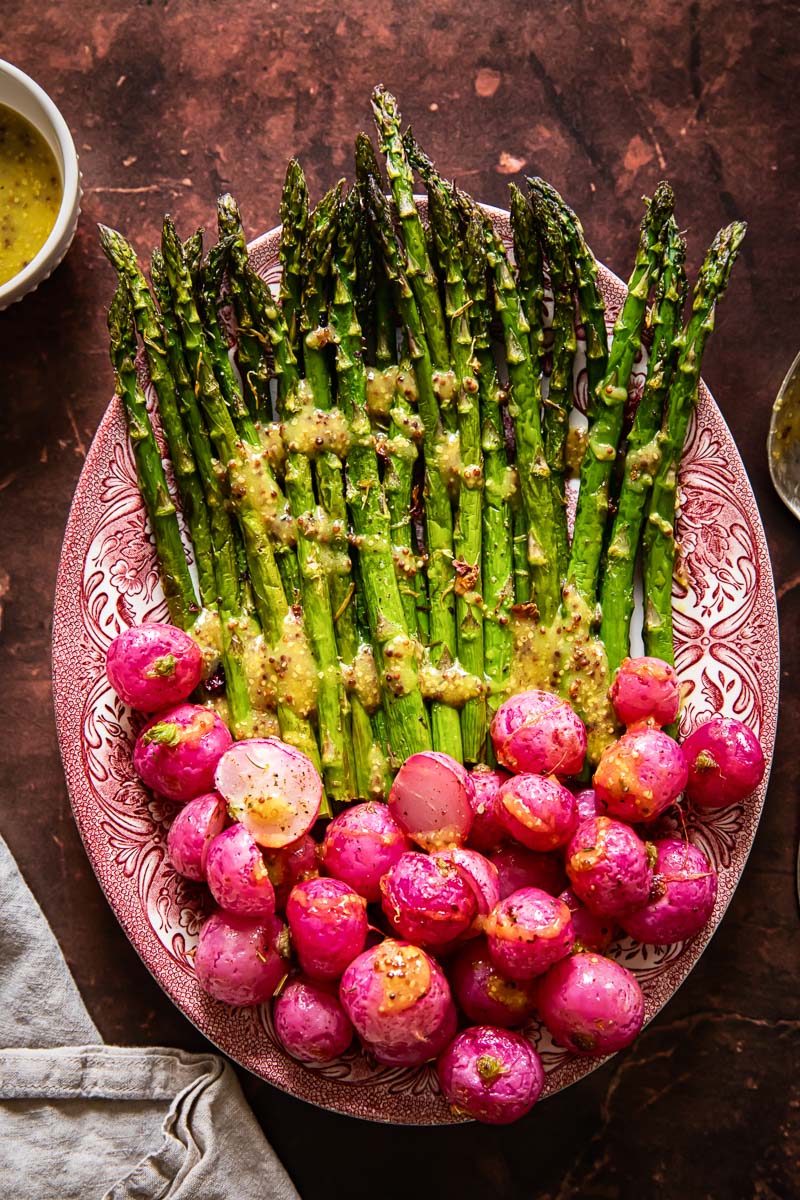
[1,0,799,1196]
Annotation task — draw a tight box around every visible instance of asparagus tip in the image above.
[371,84,401,125]
[97,222,134,270]
[355,132,385,193]
[649,180,676,226]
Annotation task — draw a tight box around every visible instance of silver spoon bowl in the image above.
[768,349,800,521]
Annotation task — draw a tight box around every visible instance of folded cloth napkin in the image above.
[0,835,299,1200]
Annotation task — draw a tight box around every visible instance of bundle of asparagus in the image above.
[100,86,745,812]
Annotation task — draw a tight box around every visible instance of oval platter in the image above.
[52,206,779,1124]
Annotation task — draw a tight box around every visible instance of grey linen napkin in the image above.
[0,836,300,1200]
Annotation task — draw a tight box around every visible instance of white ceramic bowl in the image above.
[0,60,81,310]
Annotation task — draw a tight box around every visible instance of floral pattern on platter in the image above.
[52,207,779,1125]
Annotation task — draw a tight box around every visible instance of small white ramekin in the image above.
[0,59,81,311]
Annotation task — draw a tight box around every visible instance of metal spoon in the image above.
[768,349,800,521]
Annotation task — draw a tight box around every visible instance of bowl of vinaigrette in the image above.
[0,60,80,310]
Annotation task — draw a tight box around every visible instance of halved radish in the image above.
[214,738,322,849]
[387,752,474,851]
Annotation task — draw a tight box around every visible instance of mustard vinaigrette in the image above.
[0,104,62,286]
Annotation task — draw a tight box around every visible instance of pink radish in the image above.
[437,1026,545,1125]
[491,690,587,777]
[264,834,320,911]
[380,852,477,948]
[286,877,368,981]
[681,716,766,808]
[449,939,538,1028]
[495,774,579,852]
[134,703,232,803]
[339,940,456,1067]
[273,978,354,1063]
[214,737,322,848]
[620,838,718,944]
[320,802,411,902]
[205,824,276,919]
[106,622,203,711]
[558,887,617,953]
[535,952,644,1055]
[609,656,682,728]
[431,848,501,922]
[489,844,568,899]
[566,816,654,919]
[573,788,605,824]
[466,767,510,853]
[593,727,688,823]
[388,751,474,851]
[484,887,575,980]
[166,791,226,881]
[194,910,288,1007]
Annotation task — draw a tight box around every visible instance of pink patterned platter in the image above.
[53,208,779,1124]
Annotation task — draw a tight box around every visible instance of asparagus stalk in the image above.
[107,284,200,631]
[216,194,272,418]
[600,217,687,670]
[182,229,203,282]
[642,220,746,663]
[353,134,390,364]
[149,250,262,737]
[196,240,300,602]
[354,214,377,361]
[382,367,429,642]
[279,158,309,363]
[350,548,391,790]
[528,177,609,415]
[378,339,430,645]
[300,186,381,801]
[371,90,447,362]
[397,144,502,740]
[99,226,217,610]
[506,187,545,606]
[159,218,322,774]
[372,89,459,433]
[355,134,428,642]
[464,209,514,722]
[425,174,487,763]
[196,239,257,434]
[509,183,545,370]
[366,176,464,762]
[529,186,578,580]
[511,496,532,605]
[100,227,255,733]
[299,184,341,413]
[353,136,383,360]
[233,204,357,803]
[482,213,562,626]
[566,182,674,613]
[298,185,348,588]
[330,190,432,766]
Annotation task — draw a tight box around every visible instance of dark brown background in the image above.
[1,1,798,1196]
